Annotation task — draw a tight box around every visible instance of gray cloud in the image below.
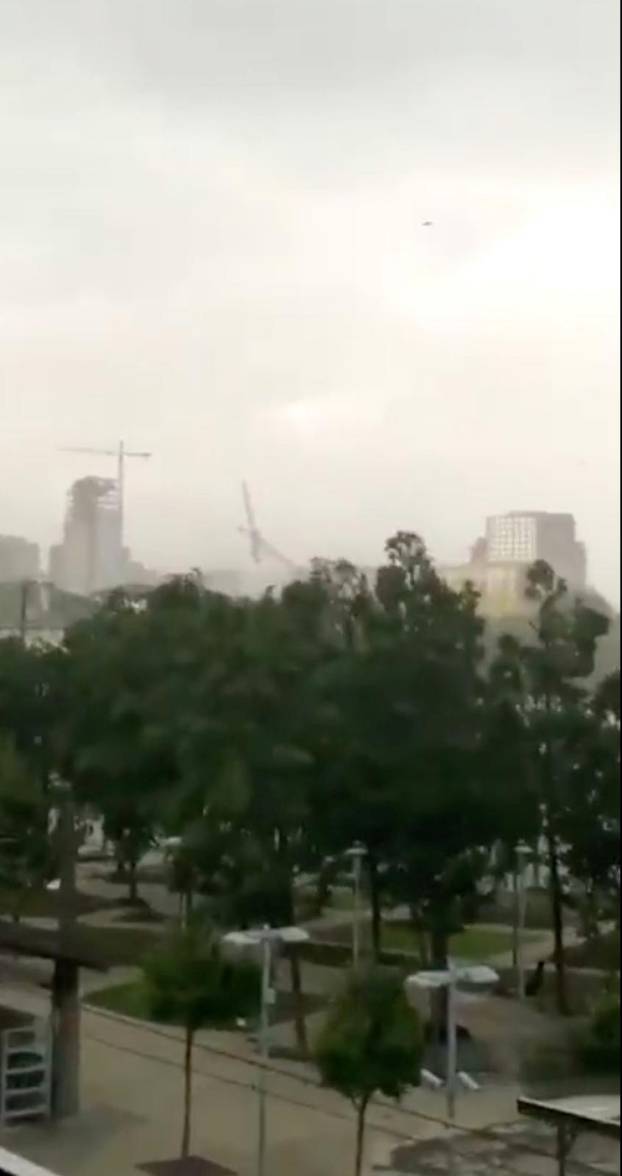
[0,0,618,600]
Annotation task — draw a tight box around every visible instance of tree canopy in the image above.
[0,531,617,1032]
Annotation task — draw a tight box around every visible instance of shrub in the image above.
[575,993,620,1074]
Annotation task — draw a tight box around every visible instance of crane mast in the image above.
[59,440,151,545]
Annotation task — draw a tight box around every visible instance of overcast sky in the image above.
[1,0,619,599]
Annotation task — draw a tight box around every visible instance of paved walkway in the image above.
[0,972,525,1176]
[380,1122,620,1174]
[0,952,617,1176]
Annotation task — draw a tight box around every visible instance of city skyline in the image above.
[2,484,616,612]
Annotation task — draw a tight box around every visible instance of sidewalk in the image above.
[0,976,523,1176]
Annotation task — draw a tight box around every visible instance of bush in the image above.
[562,929,620,971]
[575,994,620,1074]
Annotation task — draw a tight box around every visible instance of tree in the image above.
[58,590,182,901]
[0,735,51,918]
[169,579,335,1055]
[558,671,620,931]
[370,535,491,970]
[0,637,63,794]
[511,561,610,1014]
[311,535,504,982]
[485,634,542,970]
[142,924,260,1158]
[315,968,422,1176]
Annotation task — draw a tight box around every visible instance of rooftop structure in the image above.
[439,510,588,616]
[50,477,123,597]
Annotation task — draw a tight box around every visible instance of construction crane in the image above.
[238,481,302,576]
[59,440,151,543]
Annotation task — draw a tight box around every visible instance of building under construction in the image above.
[50,477,123,597]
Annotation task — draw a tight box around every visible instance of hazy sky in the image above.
[1,0,619,599]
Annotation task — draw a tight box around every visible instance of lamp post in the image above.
[515,842,531,1003]
[161,835,188,924]
[345,842,366,969]
[222,924,310,1176]
[406,963,499,1174]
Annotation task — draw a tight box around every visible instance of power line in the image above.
[83,1005,586,1171]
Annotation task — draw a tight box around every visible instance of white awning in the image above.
[518,1094,620,1136]
[406,964,499,991]
[222,926,310,948]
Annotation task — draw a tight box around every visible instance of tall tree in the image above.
[187,580,333,1053]
[558,671,620,932]
[370,535,493,968]
[312,535,503,974]
[58,588,183,900]
[0,735,50,918]
[142,924,259,1158]
[515,561,610,1013]
[315,968,422,1176]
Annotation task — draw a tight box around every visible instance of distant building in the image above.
[439,511,587,617]
[0,580,94,644]
[485,511,586,587]
[50,477,123,596]
[0,535,39,582]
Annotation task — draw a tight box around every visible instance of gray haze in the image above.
[1,0,619,599]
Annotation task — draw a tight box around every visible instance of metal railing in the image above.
[0,1020,51,1127]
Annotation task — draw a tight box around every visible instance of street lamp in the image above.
[515,842,531,1003]
[345,842,366,969]
[406,962,499,1171]
[161,836,187,922]
[222,924,310,1176]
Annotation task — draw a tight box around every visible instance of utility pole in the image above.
[346,843,366,970]
[257,929,272,1176]
[51,778,81,1117]
[19,580,29,643]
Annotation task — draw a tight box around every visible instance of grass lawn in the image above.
[327,888,359,912]
[315,918,542,962]
[382,922,523,960]
[0,886,117,921]
[86,979,323,1029]
[74,924,163,966]
[475,890,578,930]
[562,929,620,971]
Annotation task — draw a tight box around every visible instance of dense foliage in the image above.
[0,532,618,1022]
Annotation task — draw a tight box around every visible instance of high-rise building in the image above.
[0,535,40,582]
[485,511,586,587]
[51,477,123,596]
[439,510,588,617]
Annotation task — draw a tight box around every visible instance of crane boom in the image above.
[238,482,303,575]
[241,481,261,562]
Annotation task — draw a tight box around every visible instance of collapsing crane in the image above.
[238,482,305,578]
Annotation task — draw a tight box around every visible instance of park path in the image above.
[0,971,526,1176]
[2,972,616,1176]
